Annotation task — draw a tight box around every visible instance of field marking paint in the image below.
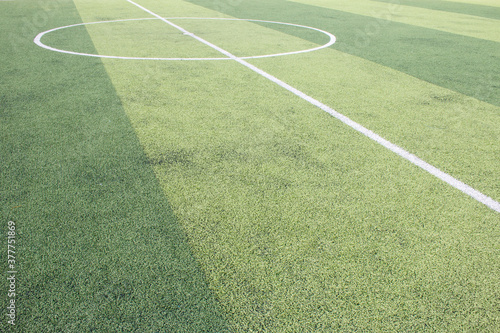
[124,0,500,213]
[34,18,335,61]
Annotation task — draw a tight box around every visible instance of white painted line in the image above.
[34,18,335,61]
[125,0,500,213]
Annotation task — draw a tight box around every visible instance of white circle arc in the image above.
[34,17,336,61]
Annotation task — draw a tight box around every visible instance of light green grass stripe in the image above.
[250,48,500,203]
[442,0,500,7]
[372,0,500,20]
[290,0,500,42]
[73,0,499,331]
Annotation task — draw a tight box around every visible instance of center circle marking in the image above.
[34,17,336,61]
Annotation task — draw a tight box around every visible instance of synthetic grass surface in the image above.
[1,1,228,331]
[372,0,500,20]
[188,0,500,108]
[185,0,500,199]
[1,0,499,331]
[75,0,498,331]
[289,0,500,42]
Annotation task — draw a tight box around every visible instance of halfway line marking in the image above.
[125,0,500,213]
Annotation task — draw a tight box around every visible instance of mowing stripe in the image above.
[290,0,500,43]
[125,0,500,213]
[371,0,500,20]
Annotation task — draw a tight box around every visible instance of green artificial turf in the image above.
[183,0,500,200]
[1,0,499,332]
[188,0,500,107]
[0,1,228,331]
[372,0,500,20]
[71,0,499,331]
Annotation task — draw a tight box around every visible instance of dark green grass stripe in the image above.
[373,0,500,20]
[186,0,500,107]
[0,0,228,331]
